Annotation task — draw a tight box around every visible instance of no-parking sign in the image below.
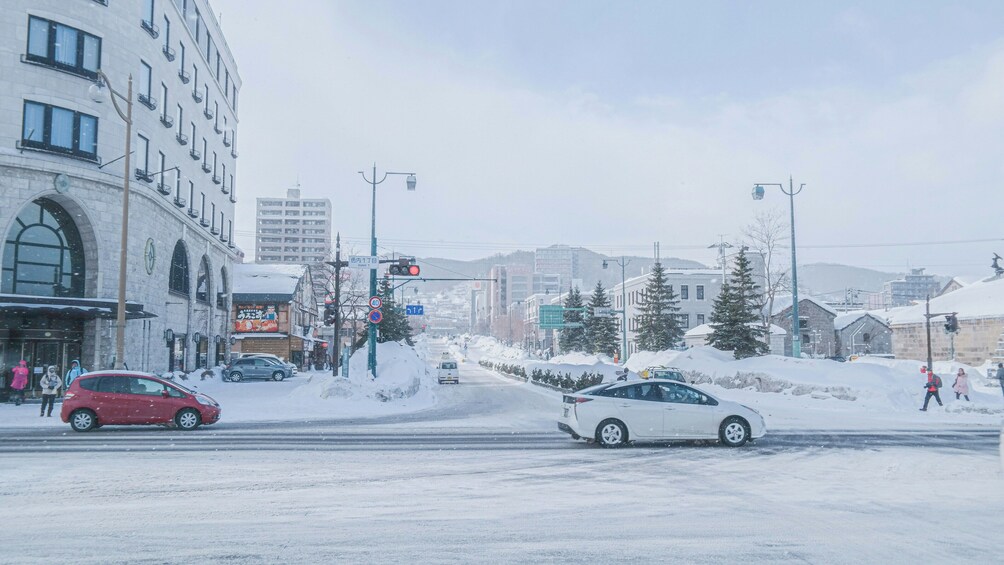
[369,309,383,324]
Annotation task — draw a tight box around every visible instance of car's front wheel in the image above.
[69,409,97,432]
[719,416,751,447]
[596,419,628,448]
[176,408,201,430]
[272,371,285,382]
[229,371,243,382]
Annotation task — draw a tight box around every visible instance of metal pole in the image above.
[787,176,801,359]
[925,295,933,373]
[368,164,378,377]
[114,76,133,369]
[332,233,341,377]
[620,257,627,364]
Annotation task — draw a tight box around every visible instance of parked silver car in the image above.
[224,357,292,382]
[240,353,298,375]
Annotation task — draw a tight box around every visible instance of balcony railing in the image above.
[210,225,220,235]
[221,184,230,194]
[203,107,214,120]
[201,162,212,173]
[176,132,189,146]
[134,168,154,183]
[220,232,229,243]
[222,135,231,147]
[229,194,236,204]
[178,69,190,84]
[213,124,223,135]
[156,182,172,196]
[141,19,160,39]
[212,175,221,185]
[138,93,157,111]
[174,197,187,208]
[189,148,201,161]
[160,114,174,128]
[162,45,176,62]
[199,217,211,228]
[192,89,203,103]
[187,208,199,218]
[230,149,238,159]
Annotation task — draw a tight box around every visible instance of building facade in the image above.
[769,296,838,357]
[255,187,332,264]
[882,268,941,307]
[534,245,579,287]
[610,268,723,356]
[833,312,892,357]
[231,264,319,369]
[0,0,242,387]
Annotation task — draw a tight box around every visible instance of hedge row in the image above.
[479,360,603,392]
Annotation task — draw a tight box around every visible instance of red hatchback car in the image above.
[61,371,221,432]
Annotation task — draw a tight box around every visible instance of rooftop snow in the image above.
[232,263,306,296]
[886,275,1004,324]
[685,323,786,337]
[767,294,838,317]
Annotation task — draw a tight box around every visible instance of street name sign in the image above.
[349,256,380,269]
[593,307,614,317]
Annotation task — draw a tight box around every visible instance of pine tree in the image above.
[584,281,618,357]
[634,262,683,351]
[558,287,589,353]
[355,276,414,348]
[707,248,767,358]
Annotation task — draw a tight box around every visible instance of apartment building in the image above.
[255,187,332,264]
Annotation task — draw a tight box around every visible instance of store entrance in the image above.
[1,337,81,399]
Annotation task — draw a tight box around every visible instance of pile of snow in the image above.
[466,336,528,361]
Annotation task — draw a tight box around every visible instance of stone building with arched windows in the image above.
[1,0,241,392]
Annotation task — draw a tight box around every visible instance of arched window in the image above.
[196,256,211,303]
[217,267,228,308]
[2,198,85,297]
[169,241,189,295]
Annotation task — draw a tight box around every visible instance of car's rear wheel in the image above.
[69,409,96,432]
[176,408,201,430]
[596,419,628,448]
[719,416,750,447]
[229,371,243,382]
[272,371,285,382]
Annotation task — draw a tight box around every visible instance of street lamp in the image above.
[90,70,133,369]
[752,176,804,358]
[603,257,630,364]
[359,164,416,377]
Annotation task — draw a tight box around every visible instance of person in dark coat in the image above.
[997,363,1004,399]
[920,370,943,411]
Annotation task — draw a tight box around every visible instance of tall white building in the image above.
[0,0,242,375]
[255,188,332,264]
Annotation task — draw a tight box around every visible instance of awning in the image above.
[232,332,289,339]
[0,294,157,320]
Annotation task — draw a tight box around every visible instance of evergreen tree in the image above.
[707,248,767,358]
[558,287,589,353]
[635,262,683,351]
[584,281,618,357]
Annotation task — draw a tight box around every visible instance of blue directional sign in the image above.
[406,304,425,316]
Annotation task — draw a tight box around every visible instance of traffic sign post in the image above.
[368,296,383,309]
[369,309,383,324]
[405,304,425,316]
[539,305,565,329]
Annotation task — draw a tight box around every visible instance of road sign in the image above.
[538,305,565,329]
[368,309,383,324]
[349,256,380,269]
[405,304,425,316]
[368,296,383,309]
[593,307,614,317]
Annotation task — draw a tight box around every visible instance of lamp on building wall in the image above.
[192,332,202,344]
[89,70,133,369]
[164,329,174,343]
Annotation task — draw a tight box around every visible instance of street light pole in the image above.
[359,165,416,377]
[604,257,630,364]
[753,176,804,358]
[90,71,133,369]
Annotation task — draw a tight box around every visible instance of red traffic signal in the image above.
[389,261,420,276]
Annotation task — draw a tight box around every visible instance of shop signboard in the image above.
[234,304,280,333]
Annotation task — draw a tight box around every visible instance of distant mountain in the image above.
[414,248,708,292]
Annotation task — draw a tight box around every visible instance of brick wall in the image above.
[891,317,1004,365]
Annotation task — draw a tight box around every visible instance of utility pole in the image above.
[708,236,733,283]
[325,234,348,377]
[924,295,958,373]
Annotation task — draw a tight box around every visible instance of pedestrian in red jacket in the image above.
[920,370,943,411]
[10,360,29,406]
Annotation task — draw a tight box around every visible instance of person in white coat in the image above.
[39,365,62,417]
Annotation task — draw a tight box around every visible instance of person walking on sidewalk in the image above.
[997,363,1004,399]
[920,370,943,411]
[10,360,29,406]
[952,368,970,402]
[64,359,86,390]
[39,365,61,417]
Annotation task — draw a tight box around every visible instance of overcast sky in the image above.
[213,0,1004,276]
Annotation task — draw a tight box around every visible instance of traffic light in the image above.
[323,296,337,326]
[388,258,420,276]
[944,314,959,333]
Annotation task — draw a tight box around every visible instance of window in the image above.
[217,267,228,308]
[160,83,169,119]
[157,150,166,179]
[186,4,199,36]
[200,192,206,221]
[677,314,690,329]
[210,203,217,231]
[188,181,195,213]
[26,16,101,79]
[163,15,171,51]
[136,134,150,176]
[202,138,208,165]
[142,0,156,28]
[697,314,705,325]
[178,42,186,75]
[2,198,86,297]
[680,285,688,300]
[176,105,183,134]
[21,101,99,161]
[696,285,705,300]
[139,61,155,108]
[863,332,871,343]
[169,241,189,295]
[195,256,210,303]
[799,317,808,329]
